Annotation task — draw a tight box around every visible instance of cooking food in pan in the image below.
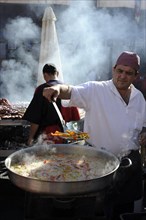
[5,144,120,195]
[10,151,116,182]
[51,130,89,140]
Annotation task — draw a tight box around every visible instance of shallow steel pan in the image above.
[5,144,120,197]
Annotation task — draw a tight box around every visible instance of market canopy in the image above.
[0,0,145,9]
[0,0,70,4]
[97,0,146,9]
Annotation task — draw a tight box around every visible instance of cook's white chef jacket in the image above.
[69,80,146,157]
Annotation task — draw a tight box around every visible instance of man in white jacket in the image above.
[43,51,146,219]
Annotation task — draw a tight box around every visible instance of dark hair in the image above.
[43,64,57,75]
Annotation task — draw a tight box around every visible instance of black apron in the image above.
[104,150,143,220]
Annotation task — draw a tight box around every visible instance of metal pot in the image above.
[5,144,120,197]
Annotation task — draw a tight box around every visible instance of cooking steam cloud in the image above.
[0,16,40,103]
[0,0,144,103]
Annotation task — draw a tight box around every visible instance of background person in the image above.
[23,63,80,146]
[43,51,146,220]
[134,75,146,100]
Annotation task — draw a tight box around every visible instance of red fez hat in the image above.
[116,51,140,71]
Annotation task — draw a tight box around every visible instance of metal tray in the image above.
[0,119,30,126]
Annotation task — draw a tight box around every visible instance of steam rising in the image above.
[0,1,145,102]
[58,1,144,84]
[0,17,40,102]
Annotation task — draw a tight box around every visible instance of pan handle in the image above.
[120,157,132,168]
[0,160,5,169]
[0,160,8,176]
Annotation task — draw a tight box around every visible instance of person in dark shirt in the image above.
[134,75,146,100]
[23,64,80,146]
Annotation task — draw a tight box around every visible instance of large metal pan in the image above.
[5,144,120,197]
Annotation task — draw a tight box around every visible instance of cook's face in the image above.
[112,65,137,90]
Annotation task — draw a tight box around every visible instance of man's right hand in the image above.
[43,86,60,102]
[43,84,71,101]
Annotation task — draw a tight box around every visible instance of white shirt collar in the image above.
[108,79,140,100]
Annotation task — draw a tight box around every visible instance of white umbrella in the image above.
[37,7,63,85]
